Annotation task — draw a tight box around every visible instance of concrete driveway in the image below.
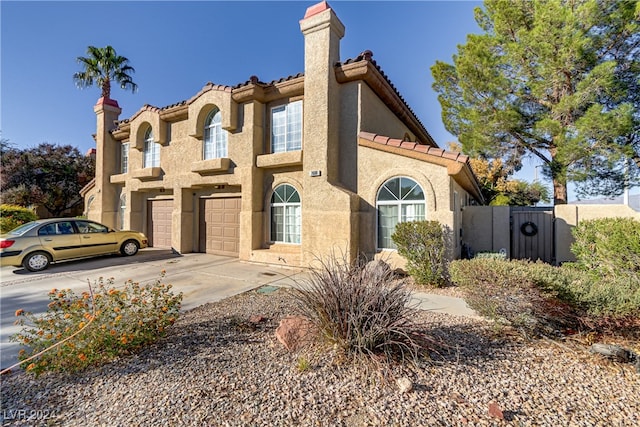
[0,249,303,370]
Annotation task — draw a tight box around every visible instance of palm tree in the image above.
[73,45,137,99]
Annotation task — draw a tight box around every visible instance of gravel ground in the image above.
[2,287,639,427]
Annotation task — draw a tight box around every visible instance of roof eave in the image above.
[358,133,484,203]
[336,60,438,148]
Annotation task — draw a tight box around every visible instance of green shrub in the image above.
[293,255,425,362]
[561,264,640,318]
[12,272,182,375]
[571,217,640,277]
[450,258,579,337]
[566,217,640,318]
[0,204,38,233]
[391,220,449,287]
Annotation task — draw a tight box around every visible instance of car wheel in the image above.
[120,240,139,256]
[23,252,51,272]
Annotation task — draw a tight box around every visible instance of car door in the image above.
[37,221,83,261]
[74,220,118,255]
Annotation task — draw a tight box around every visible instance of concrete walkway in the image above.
[1,250,478,369]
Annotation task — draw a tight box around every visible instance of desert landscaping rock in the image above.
[2,288,639,426]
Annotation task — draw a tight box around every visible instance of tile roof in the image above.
[113,51,431,145]
[114,74,306,128]
[358,131,482,202]
[358,131,469,164]
[337,51,433,145]
[232,73,305,89]
[116,101,188,126]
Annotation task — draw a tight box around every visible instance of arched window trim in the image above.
[270,184,301,244]
[203,109,228,160]
[143,128,160,168]
[376,176,426,250]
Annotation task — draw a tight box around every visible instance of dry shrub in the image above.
[292,254,427,362]
[449,258,579,338]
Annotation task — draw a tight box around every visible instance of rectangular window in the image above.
[271,206,284,242]
[144,142,160,168]
[378,203,425,250]
[284,205,301,244]
[121,143,129,174]
[401,204,425,223]
[271,100,302,153]
[377,205,398,249]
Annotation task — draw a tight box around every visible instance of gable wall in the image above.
[357,144,471,259]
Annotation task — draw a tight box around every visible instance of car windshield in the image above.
[7,221,40,236]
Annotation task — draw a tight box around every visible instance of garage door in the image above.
[200,197,240,257]
[148,199,173,248]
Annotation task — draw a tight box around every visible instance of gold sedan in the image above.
[0,218,148,272]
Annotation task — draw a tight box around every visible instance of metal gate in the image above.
[511,207,554,263]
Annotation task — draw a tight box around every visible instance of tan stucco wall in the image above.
[461,206,511,258]
[357,144,473,264]
[555,204,640,263]
[359,83,417,143]
[460,204,639,264]
[90,101,122,228]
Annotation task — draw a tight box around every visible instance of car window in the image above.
[75,221,108,234]
[8,221,39,236]
[38,221,76,236]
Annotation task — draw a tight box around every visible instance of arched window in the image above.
[204,109,228,159]
[119,194,126,230]
[270,184,301,244]
[376,177,425,249]
[143,128,160,168]
[85,195,95,216]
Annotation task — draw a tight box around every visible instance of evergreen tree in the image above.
[432,0,639,204]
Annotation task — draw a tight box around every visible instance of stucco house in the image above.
[82,1,483,268]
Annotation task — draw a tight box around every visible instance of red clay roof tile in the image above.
[442,151,460,161]
[358,131,474,170]
[413,145,429,153]
[400,141,417,150]
[387,139,402,147]
[359,131,377,141]
[373,135,390,144]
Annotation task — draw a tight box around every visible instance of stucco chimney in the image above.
[300,1,345,189]
[93,97,121,227]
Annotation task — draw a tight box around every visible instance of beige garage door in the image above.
[200,197,241,257]
[148,199,173,248]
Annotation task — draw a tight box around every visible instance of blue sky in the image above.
[2,0,634,203]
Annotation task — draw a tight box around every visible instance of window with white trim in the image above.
[203,109,228,159]
[143,128,160,168]
[119,194,126,230]
[271,100,302,153]
[120,143,130,173]
[376,177,425,249]
[270,184,301,244]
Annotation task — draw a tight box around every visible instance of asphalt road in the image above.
[0,249,303,371]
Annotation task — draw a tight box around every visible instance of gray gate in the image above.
[511,207,554,263]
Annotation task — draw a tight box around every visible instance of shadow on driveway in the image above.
[2,249,182,278]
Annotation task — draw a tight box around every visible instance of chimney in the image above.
[93,97,122,227]
[299,0,345,191]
